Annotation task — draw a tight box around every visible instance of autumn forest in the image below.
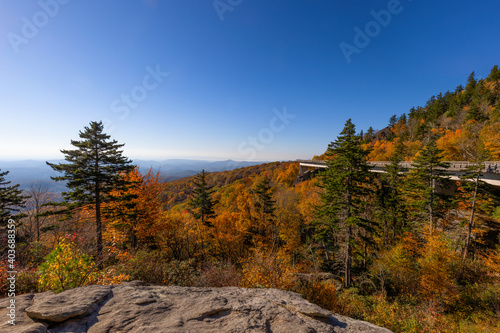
[2,66,500,332]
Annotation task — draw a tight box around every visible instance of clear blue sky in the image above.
[1,0,499,161]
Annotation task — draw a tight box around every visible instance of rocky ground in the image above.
[1,281,392,332]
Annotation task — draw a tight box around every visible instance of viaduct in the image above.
[298,160,500,186]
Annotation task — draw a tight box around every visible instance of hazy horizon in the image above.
[0,156,277,164]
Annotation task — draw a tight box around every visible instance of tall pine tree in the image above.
[316,119,373,288]
[404,139,451,232]
[252,177,277,247]
[47,121,134,256]
[379,139,408,246]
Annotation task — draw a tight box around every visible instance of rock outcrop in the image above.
[0,281,392,332]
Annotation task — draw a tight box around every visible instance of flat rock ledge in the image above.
[0,281,392,333]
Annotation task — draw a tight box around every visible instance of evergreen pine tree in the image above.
[398,113,407,125]
[463,71,477,104]
[487,65,500,82]
[379,139,407,245]
[0,169,28,223]
[465,102,485,122]
[388,115,398,128]
[47,121,134,256]
[387,115,398,141]
[316,119,373,288]
[404,139,451,232]
[252,177,277,246]
[364,126,375,143]
[466,71,477,91]
[188,169,217,227]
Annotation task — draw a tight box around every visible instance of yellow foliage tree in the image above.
[436,128,467,160]
[274,188,303,258]
[482,245,500,281]
[371,233,420,296]
[368,140,395,161]
[211,211,248,262]
[241,247,297,289]
[154,210,199,260]
[275,163,299,187]
[38,238,97,292]
[481,122,500,159]
[417,233,459,308]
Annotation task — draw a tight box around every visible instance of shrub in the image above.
[16,267,40,294]
[335,288,369,320]
[0,261,10,296]
[295,278,338,312]
[364,295,425,333]
[197,260,242,287]
[38,238,97,293]
[119,250,198,286]
[93,267,130,285]
[241,248,297,289]
[18,241,51,267]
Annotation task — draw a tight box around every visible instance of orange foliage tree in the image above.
[210,211,248,262]
[367,140,395,161]
[481,122,500,159]
[154,210,200,260]
[274,187,303,259]
[105,167,166,249]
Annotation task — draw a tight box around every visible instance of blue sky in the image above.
[1,0,499,161]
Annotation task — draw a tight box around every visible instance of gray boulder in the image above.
[0,281,392,332]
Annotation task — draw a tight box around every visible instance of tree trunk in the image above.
[363,231,367,270]
[429,175,434,232]
[383,217,388,248]
[391,211,396,244]
[96,192,102,255]
[463,173,479,260]
[131,232,137,249]
[345,178,352,289]
[345,225,352,288]
[95,153,103,261]
[36,215,40,242]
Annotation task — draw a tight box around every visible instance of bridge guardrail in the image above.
[297,160,500,174]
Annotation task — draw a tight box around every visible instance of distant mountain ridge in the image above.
[0,159,266,192]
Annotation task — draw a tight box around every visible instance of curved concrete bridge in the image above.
[298,160,500,186]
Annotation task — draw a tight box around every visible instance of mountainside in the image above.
[162,161,296,209]
[359,65,500,162]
